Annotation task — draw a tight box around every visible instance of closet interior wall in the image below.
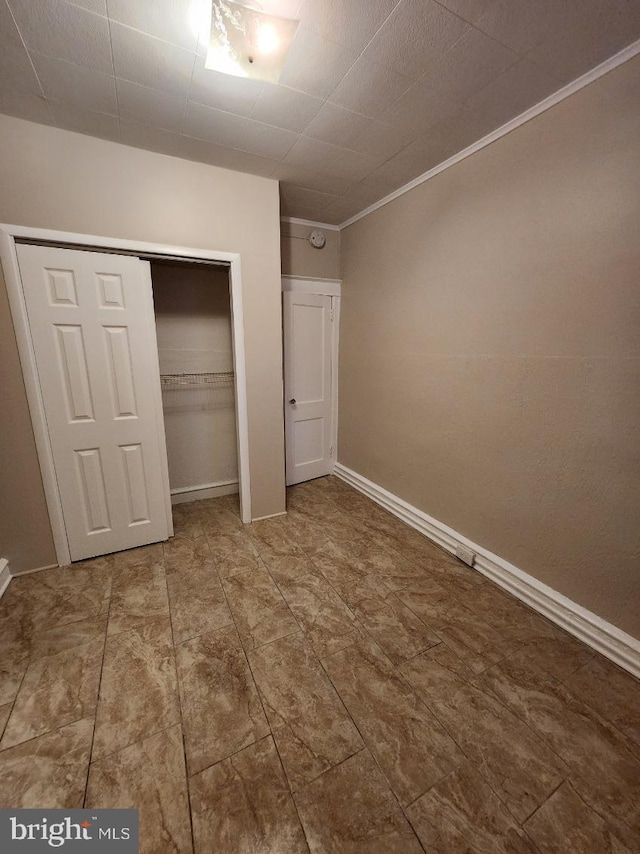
[151,261,238,503]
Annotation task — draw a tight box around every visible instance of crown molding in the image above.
[339,38,640,230]
[280,216,341,232]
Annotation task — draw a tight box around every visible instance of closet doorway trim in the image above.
[0,223,252,566]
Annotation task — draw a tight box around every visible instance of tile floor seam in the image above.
[285,739,368,795]
[386,677,492,808]
[307,657,374,771]
[0,655,33,751]
[331,571,437,642]
[86,719,184,769]
[243,623,375,789]
[557,672,640,754]
[362,743,431,853]
[157,554,198,854]
[185,730,278,781]
[266,729,312,853]
[0,638,105,752]
[19,619,103,663]
[556,658,596,685]
[232,632,275,745]
[232,627,307,655]
[288,744,369,795]
[182,750,198,854]
[565,771,638,836]
[471,668,640,833]
[397,642,577,803]
[169,621,234,649]
[395,594,491,668]
[209,553,280,769]
[466,666,584,771]
[86,719,182,768]
[471,668,571,770]
[242,623,366,797]
[0,701,12,741]
[256,552,319,646]
[79,580,112,807]
[0,711,95,756]
[281,643,370,785]
[206,551,265,580]
[294,743,428,854]
[239,560,408,811]
[494,704,573,792]
[312,588,570,826]
[521,775,573,836]
[430,711,560,829]
[401,758,470,814]
[296,537,384,635]
[317,638,465,813]
[404,764,541,853]
[100,617,166,641]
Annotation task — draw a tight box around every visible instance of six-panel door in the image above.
[283,291,335,486]
[17,244,170,561]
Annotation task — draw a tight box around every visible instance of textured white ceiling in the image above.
[1,0,639,225]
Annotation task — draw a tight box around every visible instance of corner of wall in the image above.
[0,558,11,599]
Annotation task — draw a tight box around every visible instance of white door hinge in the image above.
[330,306,335,322]
[329,444,333,456]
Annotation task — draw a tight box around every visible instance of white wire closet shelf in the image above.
[159,371,235,388]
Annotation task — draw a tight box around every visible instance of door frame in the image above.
[281,276,341,484]
[0,223,253,566]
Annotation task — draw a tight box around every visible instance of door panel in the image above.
[17,243,171,561]
[75,448,110,532]
[283,292,335,486]
[56,324,94,419]
[104,325,138,418]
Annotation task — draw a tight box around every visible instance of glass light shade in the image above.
[205,0,299,83]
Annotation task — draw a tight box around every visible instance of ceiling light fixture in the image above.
[204,0,299,83]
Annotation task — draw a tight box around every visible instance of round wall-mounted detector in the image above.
[309,229,326,249]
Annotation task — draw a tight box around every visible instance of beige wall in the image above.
[340,56,640,639]
[0,115,285,570]
[280,220,341,280]
[0,262,57,572]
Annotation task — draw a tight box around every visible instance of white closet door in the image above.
[17,243,171,561]
[283,291,335,486]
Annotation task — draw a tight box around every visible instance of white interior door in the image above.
[17,243,171,561]
[283,291,336,486]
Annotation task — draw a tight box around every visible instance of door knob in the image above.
[289,398,296,404]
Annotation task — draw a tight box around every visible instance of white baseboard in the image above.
[9,562,59,577]
[0,558,10,598]
[334,463,640,679]
[251,511,288,522]
[170,479,239,505]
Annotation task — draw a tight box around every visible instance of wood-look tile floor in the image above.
[1,475,639,852]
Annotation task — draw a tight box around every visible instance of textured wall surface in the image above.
[280,220,341,280]
[339,56,640,638]
[0,115,285,570]
[0,262,56,572]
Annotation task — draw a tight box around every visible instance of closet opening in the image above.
[150,259,240,517]
[1,222,253,566]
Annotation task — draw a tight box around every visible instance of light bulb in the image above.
[256,21,280,54]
